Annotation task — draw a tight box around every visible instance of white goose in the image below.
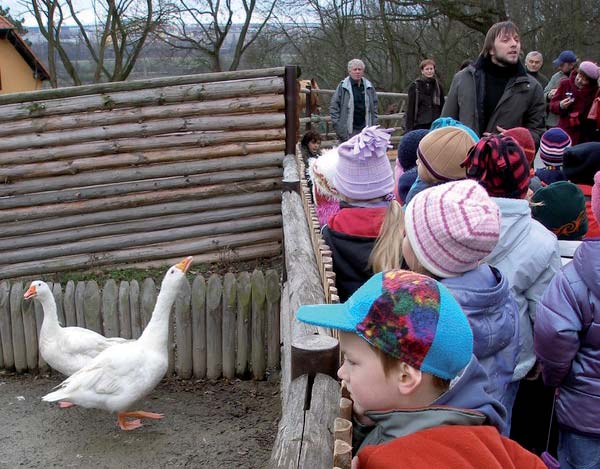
[42,256,192,430]
[24,280,127,378]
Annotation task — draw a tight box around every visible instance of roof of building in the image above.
[0,15,51,81]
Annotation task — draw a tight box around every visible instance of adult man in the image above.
[525,51,548,88]
[442,21,545,145]
[544,50,578,128]
[330,59,378,142]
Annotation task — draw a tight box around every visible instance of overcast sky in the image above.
[3,0,105,26]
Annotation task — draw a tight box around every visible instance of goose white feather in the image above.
[24,281,127,376]
[42,256,193,430]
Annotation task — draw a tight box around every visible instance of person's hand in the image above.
[548,88,557,99]
[560,97,575,109]
[352,456,360,469]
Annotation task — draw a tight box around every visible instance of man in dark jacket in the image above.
[442,21,545,146]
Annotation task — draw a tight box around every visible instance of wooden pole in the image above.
[75,281,86,328]
[284,65,300,155]
[206,274,223,379]
[63,281,77,327]
[334,418,352,445]
[102,280,120,338]
[251,269,267,380]
[265,269,281,370]
[118,281,132,340]
[222,273,237,379]
[83,281,102,334]
[0,281,14,369]
[235,271,252,377]
[291,334,339,381]
[21,288,38,371]
[140,278,156,330]
[340,397,353,422]
[333,440,352,469]
[9,282,26,373]
[129,280,141,339]
[191,275,207,378]
[175,279,193,379]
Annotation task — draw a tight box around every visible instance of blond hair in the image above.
[369,200,405,272]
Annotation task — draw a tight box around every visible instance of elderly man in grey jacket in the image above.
[330,59,378,142]
[442,21,545,146]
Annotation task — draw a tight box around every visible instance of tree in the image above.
[0,4,28,34]
[24,0,165,86]
[157,0,277,72]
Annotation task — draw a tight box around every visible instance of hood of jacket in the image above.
[342,76,374,91]
[485,197,531,265]
[574,238,600,297]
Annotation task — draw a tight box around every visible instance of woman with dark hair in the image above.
[405,58,445,131]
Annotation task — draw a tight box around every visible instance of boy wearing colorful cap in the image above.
[297,270,544,468]
[535,128,571,185]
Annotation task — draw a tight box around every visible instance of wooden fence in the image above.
[0,270,280,380]
[0,67,296,279]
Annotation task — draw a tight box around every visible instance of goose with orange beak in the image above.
[42,257,193,430]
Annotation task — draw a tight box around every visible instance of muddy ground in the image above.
[0,371,280,468]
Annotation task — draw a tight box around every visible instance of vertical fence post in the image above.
[102,280,119,338]
[83,281,102,334]
[206,274,223,379]
[21,288,38,371]
[284,65,300,155]
[175,279,192,379]
[236,272,252,377]
[191,275,207,379]
[129,280,142,339]
[265,270,281,370]
[75,281,86,328]
[0,281,13,370]
[52,283,66,327]
[10,282,26,373]
[251,269,266,380]
[140,278,156,330]
[34,293,48,373]
[222,273,237,379]
[63,280,76,327]
[118,281,131,339]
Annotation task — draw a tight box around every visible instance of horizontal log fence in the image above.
[0,270,280,380]
[0,67,291,279]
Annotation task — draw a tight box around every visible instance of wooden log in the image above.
[140,278,156,330]
[175,279,193,379]
[222,273,237,379]
[63,281,77,327]
[0,77,284,124]
[191,275,207,378]
[265,269,281,370]
[0,203,281,253]
[34,286,49,372]
[83,281,102,334]
[206,274,223,379]
[333,440,352,469]
[299,373,340,469]
[235,271,251,378]
[251,270,266,380]
[10,282,27,373]
[74,282,86,328]
[0,113,286,153]
[268,374,309,469]
[291,334,339,381]
[340,397,353,422]
[334,418,352,445]
[21,287,38,371]
[0,322,3,369]
[101,280,119,338]
[0,215,282,265]
[0,152,283,198]
[129,280,141,339]
[0,228,283,279]
[52,282,66,326]
[0,94,285,138]
[118,281,132,340]
[0,281,14,369]
[0,190,281,238]
[280,282,292,399]
[0,128,286,165]
[0,177,282,224]
[341,381,351,400]
[0,140,285,180]
[0,67,286,106]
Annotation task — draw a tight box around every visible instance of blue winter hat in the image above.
[552,50,577,68]
[430,117,480,143]
[398,129,429,171]
[297,270,473,380]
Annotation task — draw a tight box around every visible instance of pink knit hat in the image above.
[333,126,395,200]
[592,171,600,223]
[405,180,501,278]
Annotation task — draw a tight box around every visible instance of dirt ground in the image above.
[0,371,280,468]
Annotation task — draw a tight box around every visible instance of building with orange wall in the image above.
[0,15,50,94]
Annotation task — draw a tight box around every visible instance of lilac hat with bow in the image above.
[333,126,395,200]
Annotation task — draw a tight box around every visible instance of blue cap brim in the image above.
[296,303,357,331]
[552,59,560,67]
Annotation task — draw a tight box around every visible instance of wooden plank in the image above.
[10,282,27,373]
[118,281,132,339]
[268,374,309,469]
[83,281,102,334]
[235,272,251,378]
[21,287,38,371]
[191,275,207,379]
[280,282,291,399]
[102,280,119,338]
[251,270,266,380]
[222,273,237,379]
[265,269,281,370]
[34,286,49,373]
[74,281,86,328]
[140,278,156,330]
[206,274,223,379]
[52,282,66,326]
[129,280,141,339]
[63,281,77,327]
[0,281,14,369]
[175,279,193,379]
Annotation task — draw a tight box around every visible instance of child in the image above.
[535,128,571,186]
[372,180,520,428]
[296,270,544,467]
[299,129,322,166]
[462,134,562,453]
[394,129,428,204]
[308,147,341,226]
[322,126,395,301]
[534,170,600,468]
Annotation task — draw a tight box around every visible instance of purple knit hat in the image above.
[540,128,571,167]
[334,126,395,200]
[593,171,600,224]
[579,61,600,81]
[405,180,501,278]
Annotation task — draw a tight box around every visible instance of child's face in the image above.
[337,331,402,422]
[308,140,320,154]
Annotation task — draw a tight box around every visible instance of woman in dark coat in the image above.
[405,58,445,131]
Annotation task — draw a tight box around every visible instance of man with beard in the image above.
[442,21,545,146]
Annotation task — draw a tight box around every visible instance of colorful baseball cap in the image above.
[296,270,473,380]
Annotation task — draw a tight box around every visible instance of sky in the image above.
[3,0,105,26]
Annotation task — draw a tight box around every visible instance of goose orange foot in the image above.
[117,411,164,431]
[59,401,76,408]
